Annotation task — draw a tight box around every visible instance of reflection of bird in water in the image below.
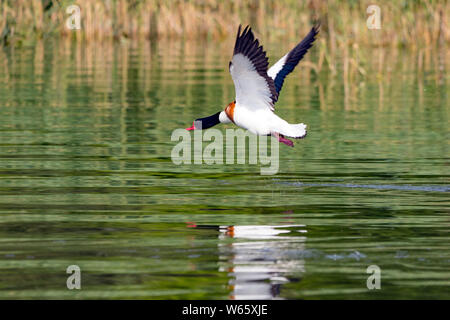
[187,222,307,300]
[219,225,307,300]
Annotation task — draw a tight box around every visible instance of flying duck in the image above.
[186,24,320,147]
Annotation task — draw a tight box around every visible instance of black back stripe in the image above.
[231,25,278,106]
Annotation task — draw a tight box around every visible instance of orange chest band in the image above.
[225,101,236,123]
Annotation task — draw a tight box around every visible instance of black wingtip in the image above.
[234,25,242,52]
[312,21,321,34]
[231,23,279,105]
[234,24,256,55]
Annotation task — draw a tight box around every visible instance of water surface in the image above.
[0,40,448,299]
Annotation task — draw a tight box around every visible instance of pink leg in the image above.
[272,132,294,147]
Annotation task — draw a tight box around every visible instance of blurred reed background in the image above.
[1,0,447,44]
[0,0,448,78]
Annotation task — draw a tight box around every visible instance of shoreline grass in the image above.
[0,0,447,46]
[0,0,447,76]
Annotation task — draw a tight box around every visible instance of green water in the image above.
[0,40,448,299]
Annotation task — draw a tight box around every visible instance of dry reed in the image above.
[0,0,448,77]
[0,0,447,44]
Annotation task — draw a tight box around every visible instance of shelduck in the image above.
[186,24,320,147]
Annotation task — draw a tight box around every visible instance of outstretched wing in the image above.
[229,25,278,112]
[268,24,320,94]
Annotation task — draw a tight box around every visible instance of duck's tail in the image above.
[278,123,307,139]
